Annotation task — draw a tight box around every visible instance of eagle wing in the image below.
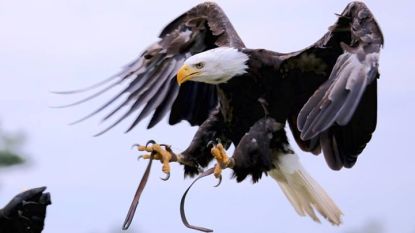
[61,2,244,135]
[284,2,383,169]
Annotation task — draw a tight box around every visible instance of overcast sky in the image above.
[0,1,414,233]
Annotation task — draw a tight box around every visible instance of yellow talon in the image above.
[214,164,222,179]
[134,141,179,180]
[210,143,232,178]
[138,153,162,160]
[137,145,153,152]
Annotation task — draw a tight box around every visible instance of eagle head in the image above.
[177,47,249,85]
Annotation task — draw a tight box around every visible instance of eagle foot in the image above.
[134,140,181,181]
[209,141,234,179]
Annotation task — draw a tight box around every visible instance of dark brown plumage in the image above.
[59,1,383,227]
[62,1,383,176]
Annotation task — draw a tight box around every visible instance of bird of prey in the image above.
[0,187,51,233]
[58,1,383,229]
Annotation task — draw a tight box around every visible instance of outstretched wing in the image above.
[283,2,383,169]
[58,2,244,135]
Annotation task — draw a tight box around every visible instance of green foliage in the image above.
[0,124,26,167]
[0,150,25,167]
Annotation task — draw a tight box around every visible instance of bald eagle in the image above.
[59,1,383,229]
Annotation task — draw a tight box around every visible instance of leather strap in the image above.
[122,154,218,232]
[180,167,216,232]
[122,153,154,230]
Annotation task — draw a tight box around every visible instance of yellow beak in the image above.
[177,64,199,86]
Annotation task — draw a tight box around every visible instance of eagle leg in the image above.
[135,141,177,180]
[209,142,234,179]
[134,140,197,180]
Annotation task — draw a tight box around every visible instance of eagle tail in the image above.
[268,153,343,225]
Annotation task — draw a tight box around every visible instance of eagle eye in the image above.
[194,62,205,69]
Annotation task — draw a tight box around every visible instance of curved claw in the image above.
[137,155,144,161]
[160,172,170,181]
[131,143,141,149]
[146,140,156,147]
[213,174,222,187]
[207,138,223,149]
[206,140,216,149]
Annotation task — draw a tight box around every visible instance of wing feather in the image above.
[298,45,380,140]
[148,79,181,128]
[59,2,244,132]
[285,2,383,169]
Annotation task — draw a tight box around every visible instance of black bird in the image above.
[0,187,51,233]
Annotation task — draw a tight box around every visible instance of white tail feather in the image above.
[269,153,343,225]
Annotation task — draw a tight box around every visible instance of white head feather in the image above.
[183,47,249,84]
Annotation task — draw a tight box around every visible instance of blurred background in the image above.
[0,0,413,233]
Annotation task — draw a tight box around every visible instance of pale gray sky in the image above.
[0,1,414,233]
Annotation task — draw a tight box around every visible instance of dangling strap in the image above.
[122,154,154,230]
[180,167,217,232]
